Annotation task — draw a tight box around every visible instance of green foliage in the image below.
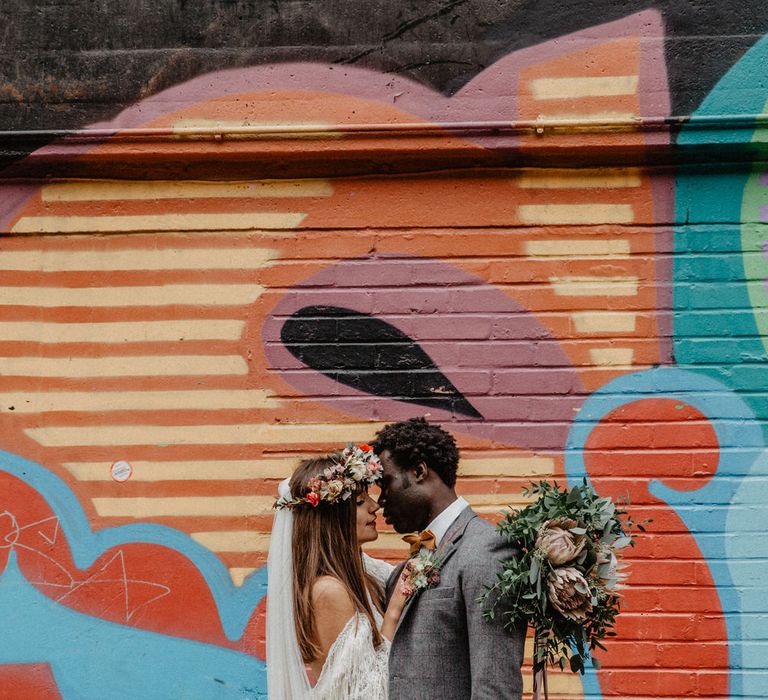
[480,480,644,675]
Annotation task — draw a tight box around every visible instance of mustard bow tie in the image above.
[403,529,437,555]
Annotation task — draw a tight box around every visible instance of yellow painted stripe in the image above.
[466,493,533,511]
[191,531,269,552]
[91,495,275,517]
[229,568,258,587]
[363,533,413,552]
[1,389,279,414]
[524,240,630,258]
[11,212,306,234]
[531,75,639,100]
[459,456,555,477]
[572,312,637,334]
[27,422,387,447]
[534,111,637,122]
[0,284,262,307]
[589,348,636,366]
[0,320,244,343]
[521,670,584,695]
[0,247,275,271]
[177,531,424,555]
[517,168,641,189]
[549,276,639,296]
[42,179,333,202]
[3,355,247,378]
[518,204,634,225]
[63,456,556,482]
[172,119,343,140]
[63,458,301,481]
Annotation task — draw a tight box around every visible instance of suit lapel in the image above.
[393,506,477,634]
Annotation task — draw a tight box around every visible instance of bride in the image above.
[266,444,407,699]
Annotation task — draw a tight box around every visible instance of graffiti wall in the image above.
[1,6,767,699]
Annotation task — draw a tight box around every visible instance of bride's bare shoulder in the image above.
[311,576,355,615]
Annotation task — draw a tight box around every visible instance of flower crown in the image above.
[274,443,382,510]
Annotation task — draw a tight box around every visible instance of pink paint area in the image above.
[263,256,585,452]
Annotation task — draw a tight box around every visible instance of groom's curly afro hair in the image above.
[372,417,459,488]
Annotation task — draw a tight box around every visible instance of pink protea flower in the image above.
[547,567,593,621]
[536,517,586,566]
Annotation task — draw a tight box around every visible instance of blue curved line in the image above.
[0,449,268,641]
[564,367,763,700]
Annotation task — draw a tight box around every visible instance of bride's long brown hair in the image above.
[289,456,384,663]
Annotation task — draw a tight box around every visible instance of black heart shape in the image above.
[281,305,481,419]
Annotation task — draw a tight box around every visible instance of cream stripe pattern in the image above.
[0,284,263,307]
[42,179,333,202]
[0,320,245,343]
[11,212,306,234]
[517,168,641,189]
[518,204,634,225]
[3,355,247,378]
[63,459,300,481]
[92,496,275,518]
[531,75,639,100]
[26,422,388,447]
[0,247,276,271]
[549,276,639,296]
[572,312,637,334]
[589,348,636,366]
[0,390,279,413]
[524,240,630,258]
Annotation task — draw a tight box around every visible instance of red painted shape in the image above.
[0,471,261,656]
[585,398,728,697]
[241,595,268,661]
[0,664,62,700]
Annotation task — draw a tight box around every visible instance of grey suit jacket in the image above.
[386,506,525,700]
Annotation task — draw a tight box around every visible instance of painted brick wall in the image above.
[2,7,768,700]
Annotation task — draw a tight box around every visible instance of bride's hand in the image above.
[381,573,409,640]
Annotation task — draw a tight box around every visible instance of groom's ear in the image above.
[413,462,428,483]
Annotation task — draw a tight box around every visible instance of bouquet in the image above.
[481,480,642,694]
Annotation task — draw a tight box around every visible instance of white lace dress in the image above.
[310,555,394,700]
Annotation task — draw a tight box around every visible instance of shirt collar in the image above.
[425,496,469,546]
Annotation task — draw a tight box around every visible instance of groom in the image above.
[373,417,525,700]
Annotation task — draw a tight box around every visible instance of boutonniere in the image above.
[399,550,442,599]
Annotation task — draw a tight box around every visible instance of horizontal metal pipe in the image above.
[0,113,767,143]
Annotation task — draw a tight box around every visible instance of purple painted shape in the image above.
[5,11,667,171]
[263,256,586,452]
[759,172,768,186]
[760,204,768,223]
[0,185,40,233]
[1,11,669,233]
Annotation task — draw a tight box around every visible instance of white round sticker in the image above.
[111,460,133,482]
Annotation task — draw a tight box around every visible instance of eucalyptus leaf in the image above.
[569,654,583,674]
[529,557,540,584]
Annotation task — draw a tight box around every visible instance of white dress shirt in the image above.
[425,496,469,547]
